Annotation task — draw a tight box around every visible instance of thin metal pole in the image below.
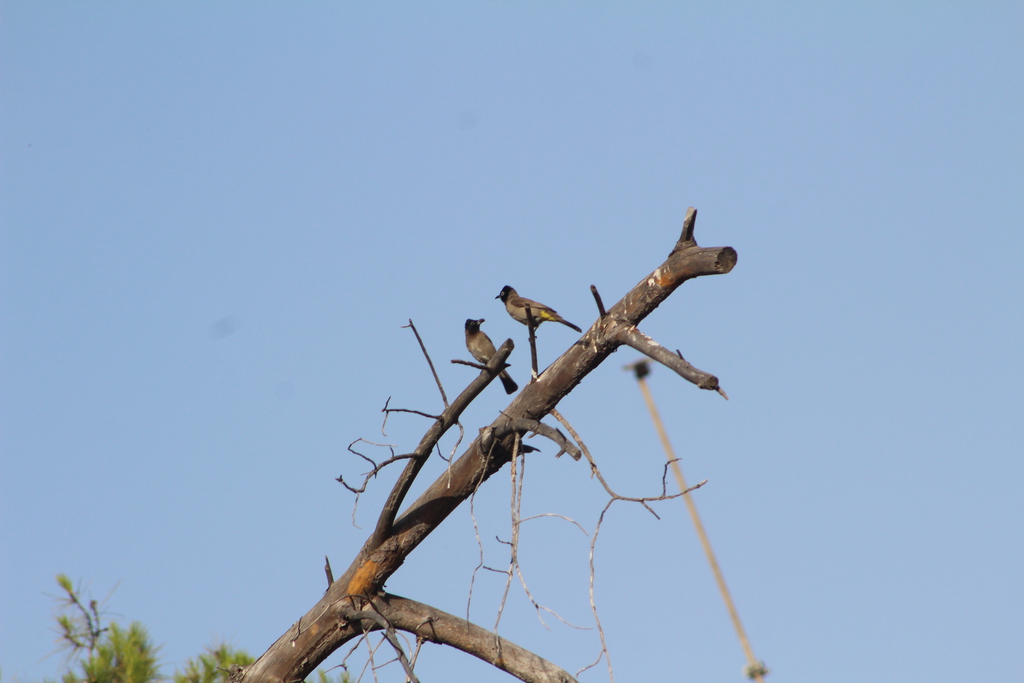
[629,361,767,682]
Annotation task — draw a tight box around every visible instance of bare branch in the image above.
[369,339,515,549]
[337,440,407,528]
[443,420,466,464]
[359,632,385,683]
[356,593,581,683]
[614,325,726,397]
[489,436,587,635]
[579,474,704,683]
[346,438,397,470]
[336,440,411,495]
[384,406,442,420]
[481,418,581,460]
[347,609,421,683]
[660,458,684,497]
[402,319,448,407]
[549,407,707,682]
[409,637,424,674]
[339,635,367,678]
[466,488,487,621]
[451,358,509,372]
[552,409,706,512]
[582,499,616,682]
[325,557,334,588]
[493,437,524,637]
[520,512,588,536]
[525,304,539,380]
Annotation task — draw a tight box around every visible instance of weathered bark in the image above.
[238,208,736,683]
[343,593,578,683]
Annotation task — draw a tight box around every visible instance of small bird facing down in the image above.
[496,286,582,333]
[465,318,518,394]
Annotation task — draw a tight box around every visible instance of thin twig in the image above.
[508,445,588,630]
[445,420,466,469]
[451,358,510,371]
[338,439,403,527]
[360,631,386,683]
[380,396,392,437]
[367,340,514,549]
[493,436,522,640]
[402,319,448,407]
[482,434,591,636]
[389,407,442,420]
[550,407,706,682]
[550,410,705,506]
[524,305,539,380]
[519,512,589,536]
[482,417,581,460]
[466,488,485,622]
[338,440,410,495]
[409,637,424,672]
[349,609,421,683]
[339,635,367,679]
[582,499,616,683]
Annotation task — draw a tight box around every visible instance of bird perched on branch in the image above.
[464,318,518,394]
[496,286,582,333]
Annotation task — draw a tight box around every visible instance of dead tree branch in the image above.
[549,408,705,683]
[369,339,514,549]
[344,593,580,683]
[402,319,448,407]
[451,358,510,372]
[336,440,412,496]
[614,326,725,397]
[525,305,539,379]
[551,408,706,517]
[480,418,581,460]
[239,208,735,683]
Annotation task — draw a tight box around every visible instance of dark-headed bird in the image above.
[465,318,518,394]
[496,285,582,333]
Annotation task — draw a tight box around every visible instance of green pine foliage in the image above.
[53,574,109,661]
[62,623,159,683]
[33,575,350,683]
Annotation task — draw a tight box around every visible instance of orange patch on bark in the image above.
[345,559,380,596]
[655,269,674,287]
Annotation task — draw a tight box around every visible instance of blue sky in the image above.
[2,3,1022,682]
